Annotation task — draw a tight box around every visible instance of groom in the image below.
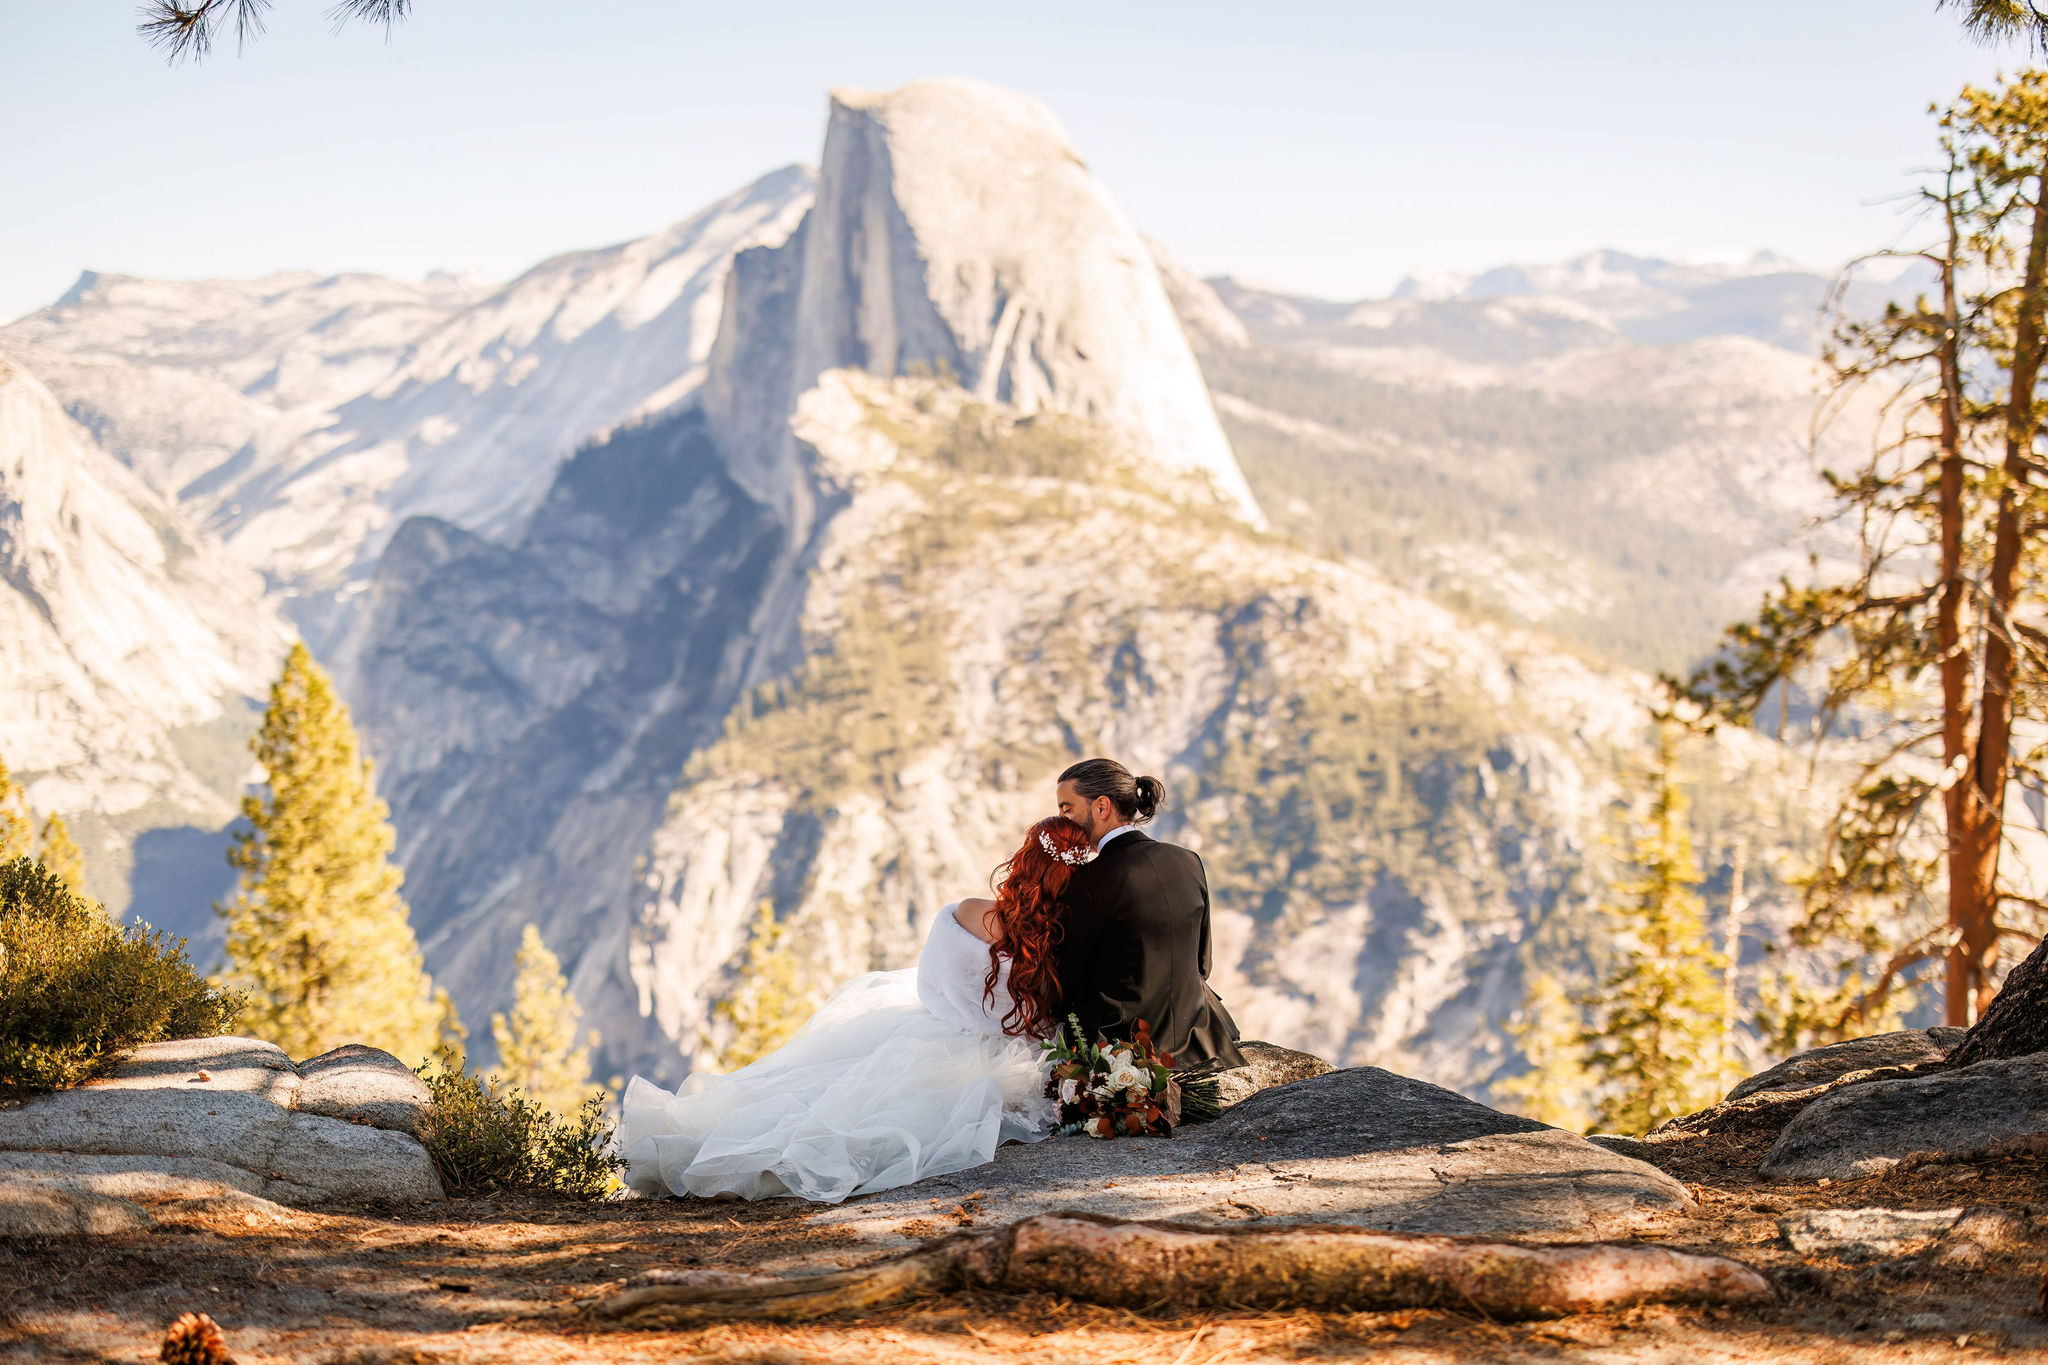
[1052,758,1244,1071]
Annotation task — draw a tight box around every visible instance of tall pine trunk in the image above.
[1937,175,1981,1027]
[1955,170,2048,1021]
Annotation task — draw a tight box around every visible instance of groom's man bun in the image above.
[1059,758,1167,824]
[1131,773,1164,822]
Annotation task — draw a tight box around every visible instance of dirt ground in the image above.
[5,1140,2048,1364]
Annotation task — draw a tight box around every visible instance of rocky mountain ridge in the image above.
[3,166,814,642]
[1188,253,1886,673]
[0,353,291,909]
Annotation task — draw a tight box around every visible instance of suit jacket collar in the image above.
[1093,828,1153,861]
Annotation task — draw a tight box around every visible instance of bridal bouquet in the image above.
[1042,1016,1181,1138]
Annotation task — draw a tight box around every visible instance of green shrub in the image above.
[413,1056,622,1198]
[0,856,244,1094]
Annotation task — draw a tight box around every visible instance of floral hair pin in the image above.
[1039,830,1093,866]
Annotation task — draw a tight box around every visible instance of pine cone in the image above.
[160,1312,234,1365]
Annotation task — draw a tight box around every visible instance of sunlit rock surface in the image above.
[806,1066,1692,1253]
[3,167,815,630]
[0,354,290,908]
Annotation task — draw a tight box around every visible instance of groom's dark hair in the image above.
[1059,758,1165,824]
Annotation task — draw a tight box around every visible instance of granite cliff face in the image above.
[703,79,1258,537]
[3,168,814,640]
[0,354,290,909]
[344,408,794,1065]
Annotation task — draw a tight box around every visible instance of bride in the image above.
[616,816,1092,1203]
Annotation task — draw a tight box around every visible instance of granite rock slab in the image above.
[0,1148,327,1205]
[802,1067,1691,1257]
[83,1035,302,1106]
[0,1087,444,1203]
[1778,1206,1967,1261]
[1760,1051,2048,1180]
[1725,1028,1965,1103]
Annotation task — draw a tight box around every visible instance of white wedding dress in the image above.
[616,904,1053,1204]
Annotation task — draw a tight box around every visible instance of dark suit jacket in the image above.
[1054,829,1245,1070]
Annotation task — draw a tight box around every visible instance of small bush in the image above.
[413,1056,622,1198]
[0,856,244,1094]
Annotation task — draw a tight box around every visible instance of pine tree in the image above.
[714,902,813,1072]
[1579,725,1728,1135]
[219,642,454,1064]
[0,759,87,898]
[1679,73,2048,1031]
[36,815,84,896]
[1495,971,1598,1132]
[489,924,596,1115]
[0,762,32,863]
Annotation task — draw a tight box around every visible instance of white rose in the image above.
[1108,1049,1135,1071]
[1107,1063,1145,1092]
[1059,1078,1080,1104]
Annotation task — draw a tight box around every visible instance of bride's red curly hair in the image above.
[983,816,1092,1038]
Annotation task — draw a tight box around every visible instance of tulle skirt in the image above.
[617,968,1053,1203]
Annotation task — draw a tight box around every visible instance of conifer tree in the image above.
[1680,73,2048,1033]
[1579,725,1728,1135]
[714,902,813,1071]
[0,762,32,864]
[0,759,86,897]
[1495,972,1598,1132]
[219,642,454,1063]
[489,924,596,1115]
[35,815,84,896]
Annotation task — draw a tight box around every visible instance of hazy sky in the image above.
[0,1,2016,323]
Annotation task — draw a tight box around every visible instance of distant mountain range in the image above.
[0,79,1850,1091]
[1218,245,1925,358]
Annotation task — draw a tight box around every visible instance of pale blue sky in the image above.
[0,1,2016,323]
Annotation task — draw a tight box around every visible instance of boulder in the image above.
[83,1035,301,1106]
[1724,1028,1964,1102]
[1760,1051,2048,1180]
[0,1087,444,1203]
[807,1066,1691,1252]
[295,1044,432,1136]
[1205,1041,1335,1112]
